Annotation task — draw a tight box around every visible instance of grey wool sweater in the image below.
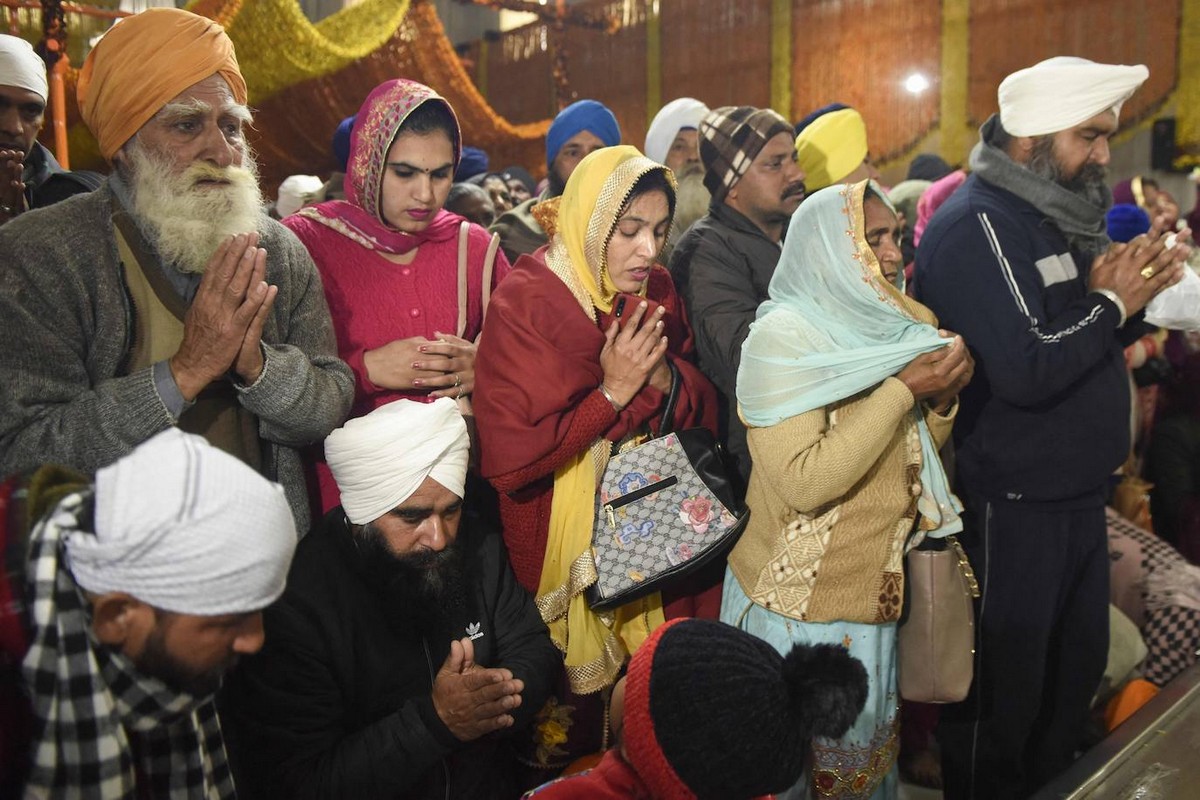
[0,183,354,531]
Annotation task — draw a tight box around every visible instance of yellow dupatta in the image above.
[535,146,675,694]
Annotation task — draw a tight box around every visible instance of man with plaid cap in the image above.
[668,106,806,485]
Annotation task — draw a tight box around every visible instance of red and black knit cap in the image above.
[623,618,868,800]
[698,106,793,204]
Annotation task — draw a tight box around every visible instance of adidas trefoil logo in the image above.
[466,621,484,641]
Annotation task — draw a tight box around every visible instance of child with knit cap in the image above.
[523,618,868,799]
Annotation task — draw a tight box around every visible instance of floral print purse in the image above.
[587,364,749,611]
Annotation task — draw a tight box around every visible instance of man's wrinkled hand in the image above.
[170,233,269,399]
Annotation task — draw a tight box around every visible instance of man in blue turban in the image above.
[490,98,620,262]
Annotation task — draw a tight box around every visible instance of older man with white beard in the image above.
[0,8,353,530]
[644,97,711,262]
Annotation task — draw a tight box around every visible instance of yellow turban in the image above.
[794,108,869,192]
[78,8,247,160]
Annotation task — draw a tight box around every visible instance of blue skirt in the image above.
[720,568,899,800]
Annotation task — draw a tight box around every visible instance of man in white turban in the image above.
[0,33,99,224]
[913,57,1191,799]
[11,427,296,799]
[223,398,558,800]
[646,97,712,263]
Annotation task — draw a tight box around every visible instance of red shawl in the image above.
[473,249,717,592]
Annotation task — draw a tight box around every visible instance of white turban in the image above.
[325,398,470,525]
[998,56,1148,137]
[0,34,48,103]
[67,429,297,616]
[276,174,324,218]
[644,97,710,166]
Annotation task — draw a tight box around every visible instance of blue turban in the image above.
[332,115,354,171]
[1106,203,1151,243]
[545,99,621,170]
[456,146,490,182]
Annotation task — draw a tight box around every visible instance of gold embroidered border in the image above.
[565,629,628,695]
[535,550,598,626]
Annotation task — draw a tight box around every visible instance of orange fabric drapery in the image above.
[248,0,549,190]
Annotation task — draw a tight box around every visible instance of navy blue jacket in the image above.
[913,174,1140,506]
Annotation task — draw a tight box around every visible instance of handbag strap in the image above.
[659,359,681,435]
[947,535,982,598]
[456,221,469,339]
[456,221,500,341]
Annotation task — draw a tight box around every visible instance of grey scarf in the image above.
[969,114,1111,259]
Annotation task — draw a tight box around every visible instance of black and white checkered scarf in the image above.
[21,489,237,799]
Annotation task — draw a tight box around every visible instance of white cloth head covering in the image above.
[325,398,470,525]
[67,428,297,615]
[0,34,48,102]
[998,56,1148,137]
[644,97,710,165]
[276,174,324,218]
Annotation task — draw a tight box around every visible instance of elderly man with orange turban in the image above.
[0,8,353,531]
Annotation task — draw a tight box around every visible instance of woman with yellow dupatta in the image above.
[473,146,718,771]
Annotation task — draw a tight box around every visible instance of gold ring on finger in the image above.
[1141,265,1155,280]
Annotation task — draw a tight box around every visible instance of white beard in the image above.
[123,142,266,274]
[670,170,711,245]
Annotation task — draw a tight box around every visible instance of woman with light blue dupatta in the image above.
[719,180,973,800]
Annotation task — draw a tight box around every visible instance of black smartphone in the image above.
[615,296,628,318]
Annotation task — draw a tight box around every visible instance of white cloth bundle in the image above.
[644,97,709,166]
[68,428,297,615]
[1145,266,1200,331]
[325,397,470,525]
[0,34,48,103]
[276,174,324,218]
[998,56,1148,137]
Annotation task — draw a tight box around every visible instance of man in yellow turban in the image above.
[794,106,881,192]
[0,8,354,532]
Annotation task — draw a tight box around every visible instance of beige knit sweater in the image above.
[728,377,956,625]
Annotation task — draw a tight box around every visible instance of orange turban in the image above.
[78,8,247,160]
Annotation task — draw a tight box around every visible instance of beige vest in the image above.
[114,211,261,470]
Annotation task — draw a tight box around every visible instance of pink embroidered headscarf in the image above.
[913,169,967,248]
[298,79,464,254]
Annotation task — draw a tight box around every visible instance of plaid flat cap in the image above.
[699,106,793,202]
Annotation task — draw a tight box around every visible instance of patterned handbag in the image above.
[587,364,749,611]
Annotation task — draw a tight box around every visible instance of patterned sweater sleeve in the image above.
[747,378,915,512]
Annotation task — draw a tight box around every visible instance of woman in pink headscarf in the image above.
[913,169,968,249]
[284,79,511,512]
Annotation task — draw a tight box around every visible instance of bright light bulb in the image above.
[904,73,930,94]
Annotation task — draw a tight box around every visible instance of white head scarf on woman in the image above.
[325,398,470,525]
[998,56,1148,137]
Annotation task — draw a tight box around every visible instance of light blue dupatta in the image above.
[737,180,963,538]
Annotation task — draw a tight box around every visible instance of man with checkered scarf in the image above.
[6,429,297,799]
[667,105,808,487]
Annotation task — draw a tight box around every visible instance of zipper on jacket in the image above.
[603,476,679,528]
[422,638,451,800]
